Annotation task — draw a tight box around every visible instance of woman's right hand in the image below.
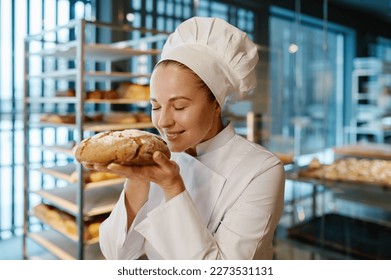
[81,150,185,202]
[106,151,185,201]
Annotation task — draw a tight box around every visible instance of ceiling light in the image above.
[288,44,299,53]
[126,13,135,22]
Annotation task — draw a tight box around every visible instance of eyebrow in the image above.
[150,96,192,102]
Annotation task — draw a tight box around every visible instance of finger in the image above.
[82,162,95,170]
[152,151,170,166]
[93,163,111,173]
[107,163,141,177]
[107,163,128,172]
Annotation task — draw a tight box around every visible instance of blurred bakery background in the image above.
[0,0,390,260]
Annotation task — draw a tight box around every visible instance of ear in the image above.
[214,100,222,118]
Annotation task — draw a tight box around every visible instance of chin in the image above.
[166,143,182,153]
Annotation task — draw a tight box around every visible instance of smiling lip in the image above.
[165,131,184,140]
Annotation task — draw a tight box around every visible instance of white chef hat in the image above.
[158,17,259,107]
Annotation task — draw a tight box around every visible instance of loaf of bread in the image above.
[103,112,151,124]
[40,113,103,124]
[33,203,107,240]
[103,113,138,124]
[69,170,123,183]
[86,90,119,100]
[75,129,170,165]
[56,89,76,97]
[299,157,391,187]
[86,90,103,100]
[40,114,76,124]
[117,82,150,101]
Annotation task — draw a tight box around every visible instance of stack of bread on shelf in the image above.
[116,82,150,101]
[299,157,391,187]
[69,170,124,184]
[39,113,104,124]
[39,112,151,125]
[103,112,151,124]
[54,82,150,101]
[33,203,108,241]
[40,82,152,125]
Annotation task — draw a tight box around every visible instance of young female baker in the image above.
[93,17,285,259]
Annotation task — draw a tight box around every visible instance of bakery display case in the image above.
[287,143,391,218]
[23,19,167,259]
[285,143,391,259]
[288,155,391,226]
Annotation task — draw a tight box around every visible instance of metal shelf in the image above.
[27,97,150,107]
[286,169,391,213]
[33,121,155,132]
[36,163,126,189]
[29,41,161,62]
[31,209,100,245]
[23,19,165,259]
[38,142,76,157]
[33,183,123,217]
[28,231,104,260]
[346,57,391,144]
[28,70,150,81]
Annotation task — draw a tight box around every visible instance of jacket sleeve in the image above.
[134,161,285,260]
[99,190,148,260]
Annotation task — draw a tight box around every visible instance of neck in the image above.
[185,117,224,157]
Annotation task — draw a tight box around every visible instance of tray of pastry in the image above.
[32,203,108,244]
[39,112,104,124]
[36,112,154,132]
[333,143,391,160]
[86,83,150,104]
[35,120,155,132]
[294,157,391,189]
[37,163,125,189]
[39,111,151,127]
[33,183,123,217]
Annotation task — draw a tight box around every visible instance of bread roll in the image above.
[33,203,107,240]
[56,89,76,97]
[75,129,170,165]
[102,90,119,100]
[86,90,102,100]
[104,113,138,124]
[40,114,76,124]
[117,82,150,100]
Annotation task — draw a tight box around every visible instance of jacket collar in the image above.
[195,122,235,157]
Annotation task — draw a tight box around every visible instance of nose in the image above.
[157,107,174,128]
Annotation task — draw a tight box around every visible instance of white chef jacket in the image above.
[99,123,285,260]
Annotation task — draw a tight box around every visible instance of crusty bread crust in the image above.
[75,129,170,165]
